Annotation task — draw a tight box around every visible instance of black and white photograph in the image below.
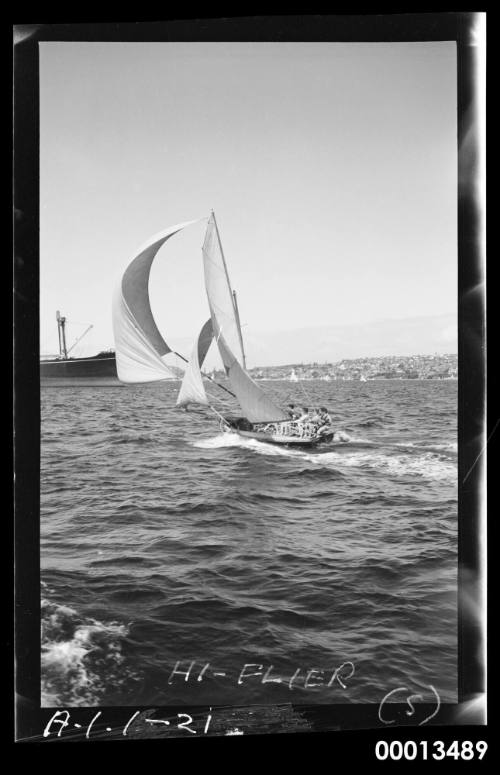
[14,15,487,746]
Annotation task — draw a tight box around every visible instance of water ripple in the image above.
[41,380,457,706]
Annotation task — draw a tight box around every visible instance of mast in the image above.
[56,311,62,358]
[56,310,68,359]
[211,210,247,369]
[60,316,68,359]
[232,290,247,371]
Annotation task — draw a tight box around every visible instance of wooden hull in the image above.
[232,429,334,447]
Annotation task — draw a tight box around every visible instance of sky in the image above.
[40,41,457,366]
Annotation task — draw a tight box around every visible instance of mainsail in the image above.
[176,318,214,407]
[112,219,201,383]
[202,212,288,423]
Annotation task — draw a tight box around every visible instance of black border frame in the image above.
[14,12,487,746]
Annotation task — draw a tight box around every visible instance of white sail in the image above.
[176,319,214,407]
[202,213,244,368]
[112,219,202,383]
[202,213,288,423]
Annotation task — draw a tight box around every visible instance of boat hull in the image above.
[235,429,334,447]
[40,355,120,386]
[221,418,335,447]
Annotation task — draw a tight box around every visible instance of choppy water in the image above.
[41,380,457,707]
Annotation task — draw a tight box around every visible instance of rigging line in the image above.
[204,376,229,403]
[67,324,94,356]
[208,404,231,427]
[296,377,315,409]
[173,350,236,399]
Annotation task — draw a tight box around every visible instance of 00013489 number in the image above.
[375,740,488,761]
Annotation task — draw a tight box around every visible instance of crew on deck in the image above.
[292,406,333,437]
[318,407,332,426]
[258,405,333,439]
[317,407,332,434]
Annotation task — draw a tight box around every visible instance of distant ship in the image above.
[40,311,119,386]
[289,369,299,382]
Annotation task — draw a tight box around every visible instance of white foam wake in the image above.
[41,598,130,706]
[194,432,307,458]
[307,450,456,481]
[193,433,457,481]
[194,432,254,449]
[427,442,458,453]
[395,441,457,453]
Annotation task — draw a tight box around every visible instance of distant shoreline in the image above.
[255,376,458,382]
[235,353,457,383]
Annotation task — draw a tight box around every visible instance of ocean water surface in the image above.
[41,379,457,707]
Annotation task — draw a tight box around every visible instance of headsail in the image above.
[176,319,214,407]
[112,219,202,383]
[202,212,288,423]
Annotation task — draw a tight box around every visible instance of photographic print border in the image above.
[13,12,487,747]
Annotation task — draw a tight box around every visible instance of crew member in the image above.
[309,407,322,423]
[318,406,332,426]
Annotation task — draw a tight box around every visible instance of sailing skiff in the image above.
[112,212,335,447]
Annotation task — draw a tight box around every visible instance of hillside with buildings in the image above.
[211,353,457,381]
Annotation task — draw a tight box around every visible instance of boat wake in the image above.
[193,433,457,482]
[310,449,457,481]
[395,440,457,453]
[41,594,134,706]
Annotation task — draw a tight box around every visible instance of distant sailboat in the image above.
[112,212,335,446]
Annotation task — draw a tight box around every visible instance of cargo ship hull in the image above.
[40,355,120,386]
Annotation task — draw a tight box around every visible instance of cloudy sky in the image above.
[40,41,457,365]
